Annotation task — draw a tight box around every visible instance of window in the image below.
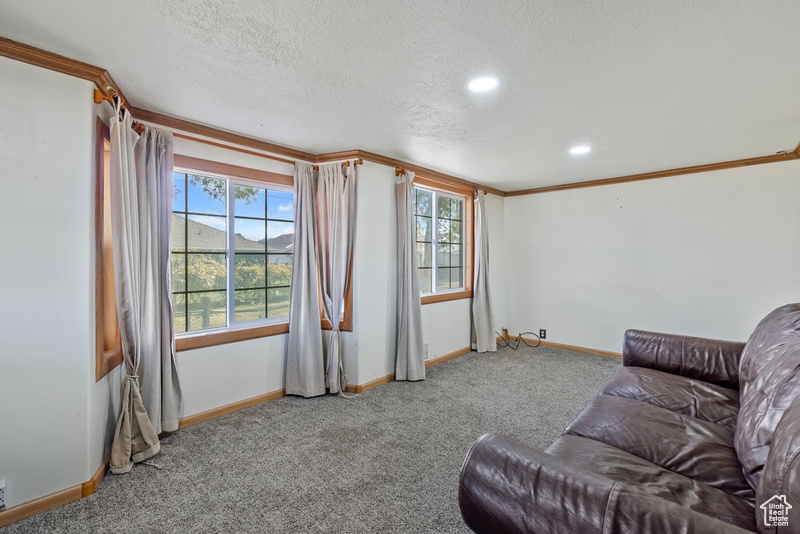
[412,177,474,304]
[171,165,294,336]
[95,117,122,381]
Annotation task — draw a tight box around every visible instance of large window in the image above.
[171,167,294,335]
[414,184,468,297]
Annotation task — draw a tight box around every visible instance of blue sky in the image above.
[174,172,294,241]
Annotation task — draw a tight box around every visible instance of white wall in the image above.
[0,57,97,506]
[504,160,800,352]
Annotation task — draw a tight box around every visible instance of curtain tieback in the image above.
[124,374,141,386]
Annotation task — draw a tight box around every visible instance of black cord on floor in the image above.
[496,331,541,350]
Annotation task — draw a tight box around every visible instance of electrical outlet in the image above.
[423,342,430,360]
[539,329,546,339]
[0,477,6,510]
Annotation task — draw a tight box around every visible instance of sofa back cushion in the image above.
[735,303,800,490]
[757,395,800,534]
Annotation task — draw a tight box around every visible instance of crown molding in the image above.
[505,150,800,197]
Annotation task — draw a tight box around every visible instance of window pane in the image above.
[187,291,226,331]
[437,244,451,267]
[451,198,462,220]
[173,293,187,333]
[267,256,293,287]
[450,220,462,244]
[415,188,432,216]
[268,190,294,221]
[438,196,451,218]
[187,254,226,291]
[450,244,462,267]
[437,267,450,290]
[187,174,226,215]
[235,289,266,323]
[416,216,432,243]
[417,243,432,268]
[451,267,463,289]
[235,254,265,289]
[172,253,186,292]
[267,221,294,252]
[419,268,432,294]
[173,172,186,213]
[234,218,265,252]
[438,218,450,243]
[187,214,226,252]
[171,214,187,252]
[234,185,265,218]
[267,287,291,318]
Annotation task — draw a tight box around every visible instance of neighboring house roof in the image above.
[171,214,292,253]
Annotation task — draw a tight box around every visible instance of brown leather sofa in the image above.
[459,303,800,533]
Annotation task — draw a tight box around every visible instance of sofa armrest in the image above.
[459,433,615,533]
[459,433,754,534]
[623,329,744,390]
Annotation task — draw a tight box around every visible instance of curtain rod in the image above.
[313,160,363,171]
[94,89,363,170]
[94,89,145,134]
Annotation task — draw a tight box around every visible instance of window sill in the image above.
[176,322,290,351]
[421,289,472,305]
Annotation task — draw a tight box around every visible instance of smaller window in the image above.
[412,178,473,303]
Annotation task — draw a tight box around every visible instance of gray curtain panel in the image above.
[108,110,161,474]
[133,127,183,432]
[472,191,497,353]
[395,171,426,381]
[286,163,326,397]
[315,163,356,394]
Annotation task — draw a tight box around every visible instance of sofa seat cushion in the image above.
[599,366,739,429]
[565,395,754,501]
[547,435,757,531]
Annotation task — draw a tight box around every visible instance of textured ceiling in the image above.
[1,0,799,191]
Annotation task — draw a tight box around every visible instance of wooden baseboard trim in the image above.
[81,455,110,498]
[345,373,395,394]
[0,452,110,528]
[344,346,473,393]
[0,485,82,528]
[425,346,472,368]
[178,388,286,429]
[497,336,622,359]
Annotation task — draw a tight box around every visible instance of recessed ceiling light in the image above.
[569,145,592,155]
[468,77,499,92]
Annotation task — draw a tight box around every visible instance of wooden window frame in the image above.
[173,155,353,352]
[95,117,123,380]
[413,175,474,305]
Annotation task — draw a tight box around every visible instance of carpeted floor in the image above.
[2,344,620,533]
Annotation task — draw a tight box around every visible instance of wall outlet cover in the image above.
[0,477,6,509]
[539,329,547,339]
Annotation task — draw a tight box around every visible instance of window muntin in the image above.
[414,186,465,295]
[171,171,294,335]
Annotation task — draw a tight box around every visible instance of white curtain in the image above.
[472,191,497,353]
[395,171,426,381]
[109,109,182,474]
[286,164,325,397]
[134,126,183,431]
[315,164,356,394]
